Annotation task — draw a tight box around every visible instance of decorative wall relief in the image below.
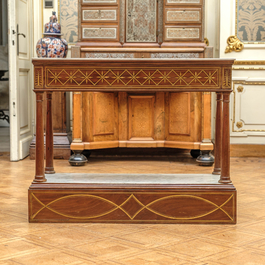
[236,0,265,42]
[59,0,78,43]
[126,0,157,42]
[225,35,244,53]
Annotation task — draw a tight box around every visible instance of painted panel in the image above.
[82,27,117,39]
[59,0,78,43]
[126,0,156,42]
[236,0,265,43]
[169,93,190,135]
[93,93,115,136]
[83,9,117,21]
[129,96,155,139]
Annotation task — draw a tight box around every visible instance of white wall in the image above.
[219,0,265,145]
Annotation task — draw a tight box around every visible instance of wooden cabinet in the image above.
[71,90,211,152]
[71,0,213,163]
[78,0,205,47]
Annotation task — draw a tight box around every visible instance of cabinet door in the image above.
[126,0,157,42]
[165,92,202,142]
[128,95,155,140]
[82,92,119,144]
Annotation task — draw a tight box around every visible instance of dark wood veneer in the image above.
[29,58,236,224]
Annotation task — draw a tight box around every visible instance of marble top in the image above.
[45,173,221,185]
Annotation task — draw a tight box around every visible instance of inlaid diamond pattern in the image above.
[46,68,219,87]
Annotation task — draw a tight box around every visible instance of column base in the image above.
[45,167,55,174]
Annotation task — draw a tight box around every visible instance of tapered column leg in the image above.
[33,92,46,183]
[213,93,222,175]
[45,92,55,174]
[219,92,231,184]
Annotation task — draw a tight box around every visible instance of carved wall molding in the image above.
[236,121,243,129]
[232,82,265,133]
[225,36,244,53]
[237,85,243,93]
[234,61,265,65]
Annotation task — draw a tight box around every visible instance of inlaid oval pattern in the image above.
[32,193,234,220]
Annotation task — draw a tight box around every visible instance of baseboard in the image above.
[230,144,265,157]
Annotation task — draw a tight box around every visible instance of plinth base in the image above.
[30,134,71,160]
[28,173,236,224]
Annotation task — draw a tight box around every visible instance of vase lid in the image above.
[43,11,62,36]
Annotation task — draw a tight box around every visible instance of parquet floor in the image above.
[1,152,265,264]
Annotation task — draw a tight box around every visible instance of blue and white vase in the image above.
[36,12,68,58]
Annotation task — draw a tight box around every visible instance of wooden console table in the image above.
[29,58,236,224]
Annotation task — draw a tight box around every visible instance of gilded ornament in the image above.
[204,37,209,46]
[236,121,243,129]
[225,36,244,53]
[237,86,244,92]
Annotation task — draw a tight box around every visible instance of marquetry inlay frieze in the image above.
[83,10,117,21]
[43,67,220,88]
[34,67,43,88]
[82,28,117,39]
[150,53,200,58]
[120,0,125,43]
[30,191,235,222]
[222,68,232,88]
[167,0,200,4]
[166,28,200,39]
[83,0,117,3]
[167,10,200,22]
[85,53,134,58]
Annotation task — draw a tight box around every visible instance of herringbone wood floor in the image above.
[1,152,265,264]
